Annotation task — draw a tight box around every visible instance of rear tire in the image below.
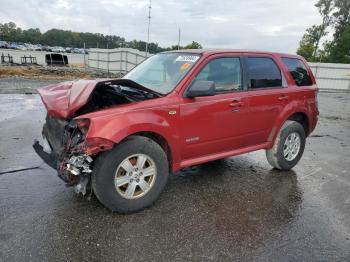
[266,120,306,171]
[92,136,169,213]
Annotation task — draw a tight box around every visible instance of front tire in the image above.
[92,136,169,213]
[266,120,306,171]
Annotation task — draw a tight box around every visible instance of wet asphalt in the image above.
[0,92,350,261]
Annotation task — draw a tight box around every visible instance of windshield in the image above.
[123,53,200,94]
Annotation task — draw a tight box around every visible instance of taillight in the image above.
[315,91,319,109]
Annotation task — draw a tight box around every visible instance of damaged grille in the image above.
[43,115,92,184]
[43,115,87,158]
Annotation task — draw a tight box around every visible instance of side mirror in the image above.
[185,80,215,98]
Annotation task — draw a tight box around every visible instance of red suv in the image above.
[34,50,319,213]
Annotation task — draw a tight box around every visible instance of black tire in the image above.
[266,120,306,171]
[92,136,169,213]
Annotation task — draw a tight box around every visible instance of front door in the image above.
[179,56,250,160]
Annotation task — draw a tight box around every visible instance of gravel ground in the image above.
[0,90,349,261]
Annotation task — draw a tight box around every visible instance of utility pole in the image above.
[177,28,181,50]
[83,42,86,69]
[145,0,152,56]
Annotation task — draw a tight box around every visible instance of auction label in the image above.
[175,55,200,63]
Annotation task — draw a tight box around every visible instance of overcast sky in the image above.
[0,0,322,53]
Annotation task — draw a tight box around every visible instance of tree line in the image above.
[0,22,202,53]
[297,0,350,63]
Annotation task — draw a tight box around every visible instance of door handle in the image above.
[278,95,289,101]
[230,102,244,107]
[230,99,244,112]
[229,99,244,107]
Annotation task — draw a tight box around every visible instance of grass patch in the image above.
[0,66,92,80]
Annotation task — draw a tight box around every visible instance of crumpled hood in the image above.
[37,78,160,119]
[37,79,100,119]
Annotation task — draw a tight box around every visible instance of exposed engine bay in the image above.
[75,80,160,116]
[34,79,161,195]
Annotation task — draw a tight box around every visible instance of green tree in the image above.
[184,41,203,49]
[297,26,321,61]
[22,28,42,44]
[297,0,334,61]
[297,0,350,62]
[321,0,350,62]
[333,0,350,41]
[313,0,334,56]
[170,41,203,50]
[0,22,20,42]
[326,24,350,63]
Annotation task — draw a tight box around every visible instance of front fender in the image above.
[85,107,181,170]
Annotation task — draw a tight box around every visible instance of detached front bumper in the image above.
[33,139,57,170]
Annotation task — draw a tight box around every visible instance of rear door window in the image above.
[246,57,282,89]
[282,58,312,86]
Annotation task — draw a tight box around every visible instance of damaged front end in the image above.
[33,115,114,195]
[34,116,114,195]
[33,79,161,194]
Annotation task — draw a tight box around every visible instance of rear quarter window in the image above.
[282,58,313,86]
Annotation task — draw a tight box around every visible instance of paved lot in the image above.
[0,48,85,65]
[0,92,350,261]
[0,77,61,94]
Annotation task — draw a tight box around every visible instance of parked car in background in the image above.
[65,47,73,53]
[70,48,87,54]
[33,44,43,51]
[0,41,9,49]
[9,43,17,49]
[16,44,27,50]
[51,46,59,52]
[1,42,87,53]
[51,46,66,53]
[56,46,66,53]
[42,46,52,52]
[72,48,81,54]
[24,43,35,50]
[34,49,319,213]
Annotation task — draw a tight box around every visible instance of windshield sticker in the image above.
[180,63,191,71]
[175,55,199,63]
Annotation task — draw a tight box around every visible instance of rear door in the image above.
[243,55,289,146]
[179,55,251,160]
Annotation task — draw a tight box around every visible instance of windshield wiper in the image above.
[104,79,163,97]
[112,85,153,100]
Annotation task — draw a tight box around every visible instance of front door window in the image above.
[194,57,242,92]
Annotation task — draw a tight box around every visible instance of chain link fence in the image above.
[87,48,148,76]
